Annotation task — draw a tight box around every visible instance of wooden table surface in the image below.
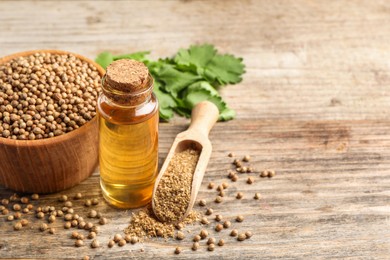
[1,0,390,259]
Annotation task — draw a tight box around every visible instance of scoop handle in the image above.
[188,101,219,137]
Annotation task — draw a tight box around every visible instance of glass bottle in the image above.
[97,59,159,208]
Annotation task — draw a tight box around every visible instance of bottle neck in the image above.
[101,73,154,107]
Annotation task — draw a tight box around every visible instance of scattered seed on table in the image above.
[75,239,84,247]
[208,244,215,251]
[56,210,64,217]
[241,167,248,173]
[236,167,242,172]
[247,177,254,184]
[193,235,201,242]
[83,256,90,260]
[74,193,82,200]
[233,159,241,166]
[130,236,138,244]
[85,222,93,230]
[64,214,72,221]
[268,170,276,178]
[228,152,234,157]
[31,194,39,200]
[49,228,56,234]
[236,192,244,199]
[114,234,122,242]
[2,199,9,205]
[91,226,100,234]
[2,209,9,215]
[78,217,84,222]
[20,219,28,226]
[88,210,97,218]
[10,194,19,201]
[96,212,103,218]
[0,206,4,211]
[201,217,209,224]
[223,221,231,228]
[236,215,244,222]
[230,229,238,237]
[237,233,246,241]
[36,212,45,219]
[200,229,208,239]
[207,238,216,245]
[176,231,185,240]
[49,206,56,212]
[175,223,184,230]
[64,201,73,208]
[231,175,238,182]
[222,182,228,189]
[48,215,56,223]
[20,197,29,204]
[91,198,99,205]
[14,222,22,230]
[67,208,74,214]
[59,195,68,202]
[206,208,213,215]
[245,231,253,238]
[71,220,78,227]
[40,223,48,231]
[88,232,97,239]
[208,182,215,189]
[73,214,80,220]
[118,239,126,247]
[124,234,131,242]
[215,224,223,232]
[215,214,223,222]
[243,155,250,162]
[91,239,100,248]
[71,231,79,239]
[228,171,235,179]
[247,167,253,173]
[215,196,222,203]
[156,228,163,237]
[7,215,14,221]
[217,185,224,192]
[218,190,225,197]
[199,199,206,207]
[27,204,34,210]
[260,170,268,178]
[64,222,71,229]
[78,221,86,229]
[218,239,225,246]
[84,200,92,207]
[108,240,115,248]
[99,217,108,225]
[192,242,199,251]
[254,193,261,200]
[13,204,21,211]
[77,234,85,240]
[174,247,181,254]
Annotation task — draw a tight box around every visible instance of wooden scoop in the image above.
[152,101,219,223]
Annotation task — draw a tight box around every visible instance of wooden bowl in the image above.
[0,50,105,193]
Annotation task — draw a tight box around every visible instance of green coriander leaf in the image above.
[206,54,245,85]
[155,64,201,97]
[174,44,216,73]
[219,107,236,121]
[153,81,177,120]
[95,52,114,70]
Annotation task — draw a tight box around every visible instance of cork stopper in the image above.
[105,59,149,92]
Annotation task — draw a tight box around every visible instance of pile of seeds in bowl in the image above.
[0,52,101,140]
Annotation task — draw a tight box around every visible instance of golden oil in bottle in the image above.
[97,59,158,208]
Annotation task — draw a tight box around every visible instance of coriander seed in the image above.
[215,224,223,232]
[201,217,209,224]
[64,214,72,221]
[84,200,92,207]
[71,220,78,227]
[130,236,138,244]
[77,234,85,240]
[207,238,216,245]
[241,167,248,173]
[230,229,238,237]
[247,177,254,184]
[228,152,234,157]
[208,244,215,251]
[85,222,93,230]
[215,214,223,222]
[114,234,122,242]
[20,197,29,204]
[14,222,22,230]
[206,208,213,215]
[91,239,100,248]
[2,209,9,215]
[245,231,253,238]
[231,175,238,182]
[88,232,97,239]
[20,219,28,226]
[199,199,206,207]
[217,185,224,191]
[215,196,222,203]
[75,239,84,247]
[31,194,39,200]
[260,170,268,177]
[7,215,14,221]
[13,204,21,211]
[236,192,244,199]
[208,182,215,189]
[37,212,45,219]
[108,240,115,248]
[193,235,201,242]
[247,167,253,173]
[39,223,48,231]
[218,190,225,197]
[64,201,73,208]
[64,222,71,229]
[59,195,68,202]
[14,212,21,219]
[91,198,99,205]
[99,217,108,225]
[176,231,185,240]
[49,228,55,234]
[78,221,86,229]
[243,155,250,162]
[118,239,126,247]
[74,193,82,200]
[174,247,181,254]
[1,199,9,205]
[175,223,184,230]
[71,231,79,239]
[268,170,276,177]
[228,171,235,179]
[192,242,199,251]
[88,210,97,218]
[223,221,231,228]
[200,229,208,239]
[48,215,56,223]
[237,233,246,241]
[254,193,261,200]
[218,239,225,246]
[236,215,244,222]
[222,182,228,189]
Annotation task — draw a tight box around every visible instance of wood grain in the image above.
[0,0,390,259]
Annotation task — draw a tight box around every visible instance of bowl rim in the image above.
[0,49,105,147]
